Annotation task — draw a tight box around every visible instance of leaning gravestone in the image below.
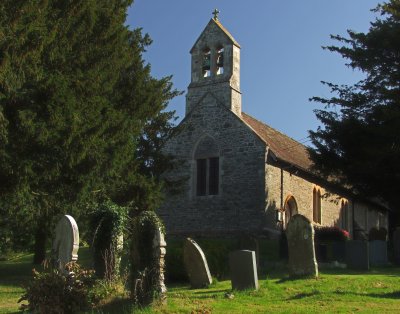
[286,214,318,277]
[393,227,400,265]
[183,238,212,288]
[52,215,79,272]
[346,240,369,270]
[229,250,258,290]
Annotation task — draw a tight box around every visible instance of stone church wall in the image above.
[158,94,267,236]
[265,164,353,233]
[266,163,388,238]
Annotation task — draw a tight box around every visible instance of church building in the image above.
[158,13,388,239]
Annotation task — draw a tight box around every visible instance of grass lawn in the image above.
[1,249,399,313]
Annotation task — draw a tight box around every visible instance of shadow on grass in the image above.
[276,275,318,284]
[287,290,321,300]
[321,267,400,276]
[193,289,229,295]
[334,290,400,299]
[92,297,137,314]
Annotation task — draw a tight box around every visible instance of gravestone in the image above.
[286,214,318,277]
[393,227,400,265]
[131,212,167,306]
[229,250,258,290]
[52,215,79,272]
[153,227,167,304]
[331,242,346,263]
[183,238,212,288]
[369,240,388,266]
[346,240,369,270]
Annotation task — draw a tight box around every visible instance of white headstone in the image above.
[183,238,212,288]
[52,215,79,272]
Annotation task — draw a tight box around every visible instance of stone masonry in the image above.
[157,15,389,239]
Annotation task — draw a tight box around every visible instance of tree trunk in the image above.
[33,223,48,264]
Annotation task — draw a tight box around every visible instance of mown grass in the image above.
[1,249,399,313]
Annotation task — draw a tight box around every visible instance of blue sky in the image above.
[127,0,381,143]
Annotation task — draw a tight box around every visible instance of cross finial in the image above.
[212,8,220,20]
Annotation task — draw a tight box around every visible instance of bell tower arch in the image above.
[186,11,242,116]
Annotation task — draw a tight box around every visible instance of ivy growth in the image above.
[130,211,165,305]
[89,200,128,280]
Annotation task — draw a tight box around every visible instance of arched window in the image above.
[216,47,224,75]
[284,195,298,228]
[202,48,211,78]
[194,136,219,196]
[340,200,348,230]
[313,188,322,224]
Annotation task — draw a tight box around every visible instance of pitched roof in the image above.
[213,19,240,47]
[241,112,313,171]
[190,18,240,53]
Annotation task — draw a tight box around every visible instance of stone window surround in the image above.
[191,134,222,199]
[340,199,349,231]
[283,194,298,229]
[313,186,322,224]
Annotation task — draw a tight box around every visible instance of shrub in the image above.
[314,226,350,242]
[369,227,387,241]
[165,236,279,282]
[164,239,188,282]
[19,262,97,314]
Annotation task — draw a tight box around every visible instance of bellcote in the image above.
[186,14,242,116]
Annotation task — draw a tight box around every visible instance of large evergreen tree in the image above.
[0,0,178,261]
[309,1,400,211]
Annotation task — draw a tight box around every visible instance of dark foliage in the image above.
[314,226,350,243]
[309,1,400,210]
[0,0,179,258]
[369,227,388,241]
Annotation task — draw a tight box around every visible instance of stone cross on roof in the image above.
[213,8,220,20]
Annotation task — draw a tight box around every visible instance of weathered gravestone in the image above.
[52,215,79,272]
[369,240,388,266]
[346,240,369,270]
[229,250,258,290]
[131,212,167,306]
[183,238,212,288]
[393,227,400,265]
[286,214,318,277]
[153,227,167,303]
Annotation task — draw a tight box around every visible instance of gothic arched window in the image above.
[284,195,298,229]
[216,47,224,75]
[194,136,219,196]
[202,48,211,78]
[313,187,322,224]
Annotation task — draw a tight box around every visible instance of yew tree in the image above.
[0,0,178,262]
[309,1,400,210]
